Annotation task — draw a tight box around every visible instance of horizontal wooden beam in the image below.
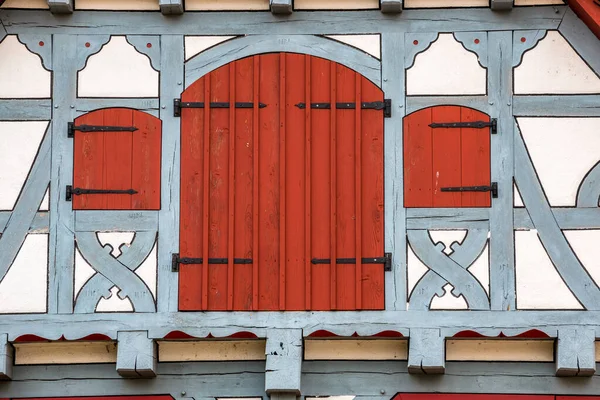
[0,100,52,120]
[0,8,565,35]
[75,98,159,117]
[513,95,600,116]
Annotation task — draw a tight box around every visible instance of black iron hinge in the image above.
[68,122,138,138]
[441,182,498,198]
[173,98,267,117]
[171,253,253,272]
[294,99,392,118]
[429,118,497,134]
[311,253,392,271]
[66,185,138,201]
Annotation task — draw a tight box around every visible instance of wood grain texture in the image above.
[179,53,384,311]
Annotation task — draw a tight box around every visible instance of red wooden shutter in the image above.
[72,108,161,210]
[403,105,492,208]
[179,53,384,311]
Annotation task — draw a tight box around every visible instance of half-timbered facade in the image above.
[0,0,599,398]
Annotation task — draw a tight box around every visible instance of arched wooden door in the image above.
[178,53,385,311]
[71,108,161,210]
[403,106,493,208]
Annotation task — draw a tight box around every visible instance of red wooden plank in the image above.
[335,64,356,311]
[23,397,174,400]
[304,55,312,310]
[131,110,161,210]
[329,61,338,311]
[432,106,462,207]
[310,56,332,310]
[233,56,255,311]
[284,53,307,310]
[227,62,236,311]
[361,75,385,310]
[460,107,491,207]
[404,108,433,207]
[395,395,554,400]
[179,76,206,311]
[279,53,287,311]
[258,53,280,310]
[252,55,260,311]
[207,64,230,310]
[354,71,363,310]
[73,110,105,210]
[103,108,133,210]
[201,72,211,310]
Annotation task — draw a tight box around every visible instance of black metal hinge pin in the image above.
[440,182,498,198]
[311,253,392,271]
[429,118,497,134]
[174,98,267,117]
[66,185,138,201]
[171,253,253,272]
[68,122,138,138]
[294,99,391,118]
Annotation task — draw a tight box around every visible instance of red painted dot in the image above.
[413,40,419,45]
[85,42,91,48]
[474,38,480,44]
[38,41,44,47]
[521,37,527,43]
[146,43,152,48]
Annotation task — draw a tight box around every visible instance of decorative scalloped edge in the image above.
[14,333,112,343]
[306,329,405,338]
[162,330,260,340]
[449,328,554,339]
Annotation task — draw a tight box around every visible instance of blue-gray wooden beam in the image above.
[116,331,157,378]
[381,0,402,12]
[270,0,292,14]
[47,0,73,13]
[555,328,596,377]
[407,328,445,374]
[490,0,513,10]
[265,329,302,394]
[0,334,12,380]
[159,0,184,15]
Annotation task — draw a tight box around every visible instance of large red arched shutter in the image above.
[72,108,161,210]
[179,53,385,311]
[403,105,493,208]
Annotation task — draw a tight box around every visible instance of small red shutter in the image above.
[72,108,161,210]
[403,105,492,208]
[179,53,384,311]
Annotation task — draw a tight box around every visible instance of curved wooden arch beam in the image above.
[17,34,52,70]
[185,35,381,89]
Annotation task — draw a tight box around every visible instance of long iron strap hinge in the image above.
[429,118,497,134]
[294,99,392,118]
[440,182,498,198]
[311,253,392,271]
[68,122,138,138]
[171,253,253,272]
[173,98,267,117]
[66,185,138,201]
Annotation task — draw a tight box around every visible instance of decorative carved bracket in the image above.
[265,329,302,395]
[116,331,157,378]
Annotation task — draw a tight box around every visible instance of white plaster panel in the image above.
[564,230,600,289]
[430,284,469,310]
[407,34,486,95]
[75,0,159,10]
[518,117,600,207]
[39,187,49,211]
[0,36,50,99]
[325,35,381,59]
[446,339,554,361]
[0,0,48,8]
[185,0,269,10]
[96,286,134,312]
[515,230,583,309]
[158,340,267,362]
[428,230,467,255]
[14,342,117,365]
[295,0,378,9]
[0,121,47,211]
[0,234,48,314]
[304,339,408,360]
[185,36,237,61]
[96,231,135,257]
[404,0,488,7]
[514,0,564,4]
[74,246,97,300]
[514,183,525,207]
[135,241,157,298]
[78,36,159,98]
[515,31,600,94]
[407,242,429,299]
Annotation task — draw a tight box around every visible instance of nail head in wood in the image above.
[47,0,73,13]
[270,0,293,14]
[159,0,184,15]
[490,0,513,10]
[381,0,403,13]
